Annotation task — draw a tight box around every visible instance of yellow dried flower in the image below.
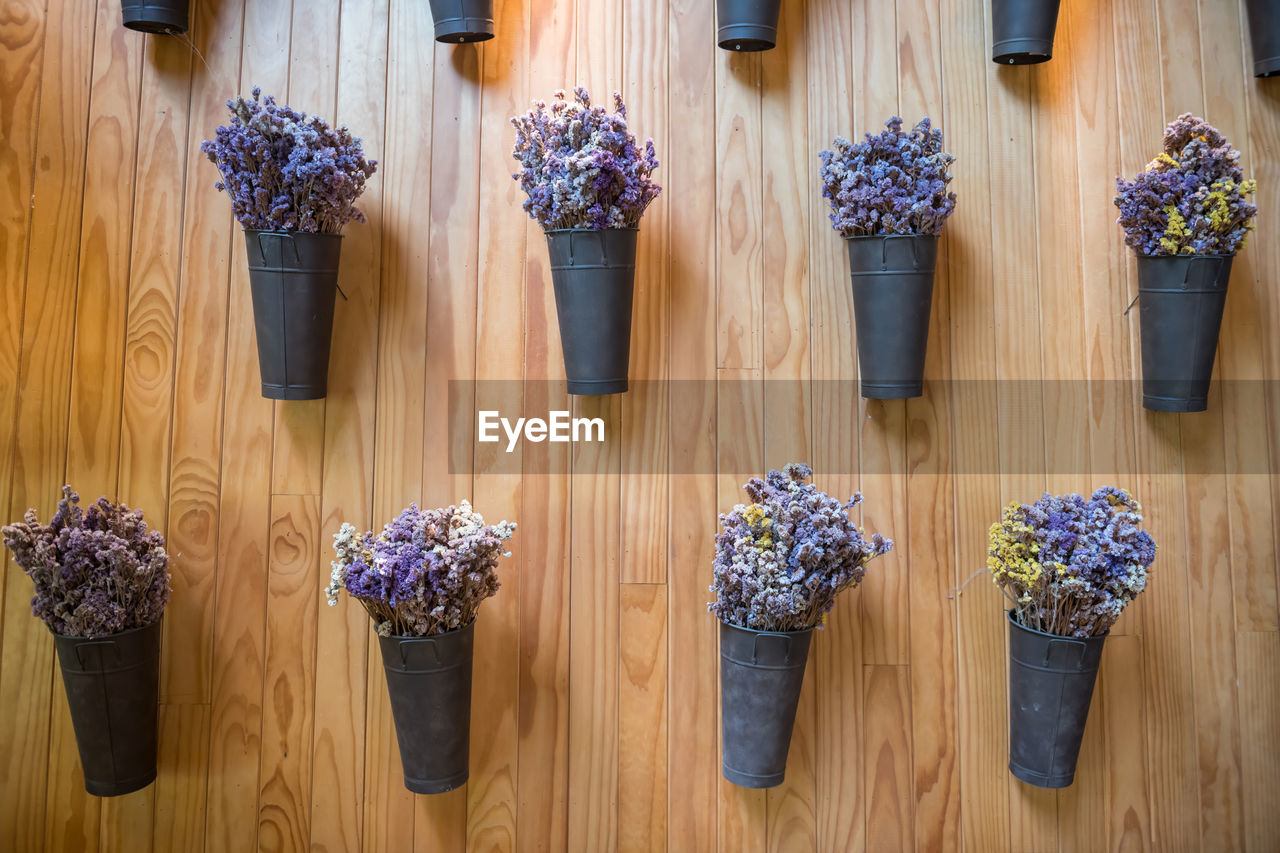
[1159,206,1190,254]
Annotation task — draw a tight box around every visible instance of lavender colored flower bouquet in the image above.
[989,487,1156,638]
[709,463,893,632]
[326,501,516,637]
[201,89,377,234]
[510,87,661,231]
[818,117,957,237]
[1115,114,1257,256]
[2,486,170,638]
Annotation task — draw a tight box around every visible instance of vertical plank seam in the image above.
[0,0,54,659]
[110,24,148,508]
[298,1,340,836]
[46,0,104,843]
[564,5,579,847]
[200,0,253,838]
[152,16,197,547]
[890,3,911,850]
[1231,0,1280,634]
[103,14,155,849]
[253,493,278,848]
[255,0,295,842]
[1182,10,1210,849]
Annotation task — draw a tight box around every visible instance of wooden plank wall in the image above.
[1,0,1278,850]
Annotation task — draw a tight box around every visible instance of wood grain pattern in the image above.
[258,495,320,852]
[1236,631,1280,852]
[161,0,246,708]
[1100,636,1152,853]
[307,0,387,849]
[364,1,432,849]
[152,704,210,853]
[761,4,815,851]
[418,0,481,845]
[2,0,1278,851]
[665,1,720,849]
[466,2,526,850]
[807,4,863,851]
[568,396,622,853]
[864,665,913,852]
[619,0,670,586]
[715,46,762,372]
[517,1,575,850]
[618,583,668,853]
[66,2,146,847]
[854,0,909,669]
[1,0,95,847]
[943,6,1008,853]
[203,2,289,850]
[0,0,48,625]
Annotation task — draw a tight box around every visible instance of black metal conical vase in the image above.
[991,0,1061,64]
[53,618,163,797]
[545,228,637,395]
[719,621,813,788]
[244,230,343,401]
[1007,612,1107,788]
[121,0,188,35]
[1135,253,1233,412]
[427,0,495,43]
[845,234,937,399]
[377,622,475,794]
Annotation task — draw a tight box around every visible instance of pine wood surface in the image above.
[1,0,1277,850]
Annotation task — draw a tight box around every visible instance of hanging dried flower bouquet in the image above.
[2,487,170,797]
[511,88,660,395]
[710,463,892,789]
[818,118,956,399]
[1114,114,1258,412]
[327,501,515,795]
[988,487,1157,789]
[202,89,377,400]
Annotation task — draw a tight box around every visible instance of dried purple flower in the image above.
[326,501,516,637]
[1114,114,1257,256]
[510,87,661,231]
[2,486,170,638]
[709,463,893,632]
[201,88,377,234]
[819,117,957,237]
[989,487,1156,638]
